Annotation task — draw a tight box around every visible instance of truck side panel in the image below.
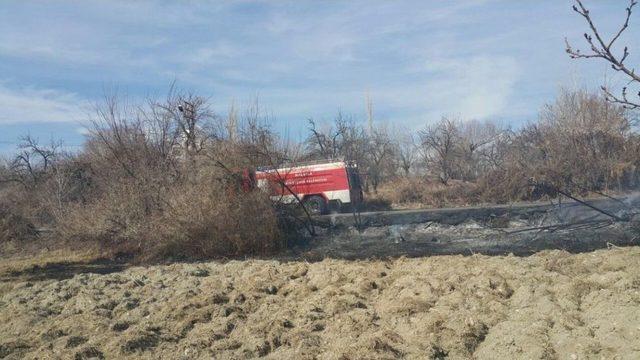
[255,162,352,204]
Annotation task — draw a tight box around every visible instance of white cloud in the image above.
[422,56,520,120]
[0,83,88,124]
[266,55,519,120]
[0,0,633,134]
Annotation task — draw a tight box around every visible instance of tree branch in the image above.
[566,0,639,109]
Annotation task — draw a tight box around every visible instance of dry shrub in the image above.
[56,177,282,262]
[474,168,533,204]
[492,90,640,197]
[149,184,281,261]
[376,177,480,208]
[0,203,37,244]
[54,181,157,253]
[46,91,286,262]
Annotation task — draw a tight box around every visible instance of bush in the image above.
[54,168,282,261]
[19,91,289,262]
[149,183,281,261]
[0,203,37,244]
[375,178,480,208]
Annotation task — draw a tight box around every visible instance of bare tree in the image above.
[396,132,417,176]
[227,100,239,142]
[419,117,460,185]
[367,127,395,193]
[158,90,216,159]
[339,118,370,170]
[139,97,180,162]
[566,0,639,109]
[8,135,61,188]
[236,100,282,167]
[457,120,503,180]
[305,117,345,160]
[477,130,511,170]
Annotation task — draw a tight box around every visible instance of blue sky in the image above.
[0,0,638,153]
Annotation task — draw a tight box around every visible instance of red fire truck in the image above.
[254,160,363,215]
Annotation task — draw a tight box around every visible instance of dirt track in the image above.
[1,247,639,359]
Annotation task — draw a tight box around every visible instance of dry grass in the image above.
[1,247,638,359]
[374,178,482,209]
[0,248,100,278]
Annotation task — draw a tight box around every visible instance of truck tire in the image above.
[328,200,342,214]
[304,195,327,215]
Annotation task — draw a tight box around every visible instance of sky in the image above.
[0,0,638,153]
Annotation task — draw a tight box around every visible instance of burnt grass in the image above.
[0,199,639,358]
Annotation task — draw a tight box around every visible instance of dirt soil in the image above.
[1,247,639,359]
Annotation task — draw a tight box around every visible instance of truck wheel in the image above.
[303,195,327,215]
[328,200,342,214]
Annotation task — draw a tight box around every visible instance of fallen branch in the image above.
[505,219,613,235]
[530,180,627,222]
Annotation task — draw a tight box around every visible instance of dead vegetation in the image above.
[1,1,640,263]
[374,178,481,209]
[301,87,640,213]
[1,86,639,262]
[0,89,289,262]
[367,89,640,209]
[0,247,638,359]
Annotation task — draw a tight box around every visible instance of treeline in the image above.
[1,87,639,260]
[304,89,640,205]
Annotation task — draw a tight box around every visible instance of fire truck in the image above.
[253,160,363,215]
